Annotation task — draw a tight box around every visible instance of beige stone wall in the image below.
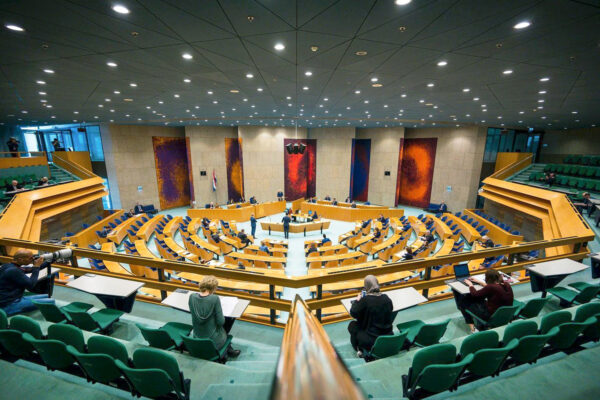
[185,126,237,206]
[356,127,405,207]
[308,127,354,201]
[238,126,307,202]
[540,127,600,163]
[102,124,185,210]
[404,126,486,212]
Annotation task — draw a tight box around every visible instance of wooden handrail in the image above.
[270,295,365,400]
[489,153,533,180]
[52,153,97,179]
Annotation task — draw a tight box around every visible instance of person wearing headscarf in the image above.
[347,275,394,357]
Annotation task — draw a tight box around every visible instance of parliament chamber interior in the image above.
[1,1,600,399]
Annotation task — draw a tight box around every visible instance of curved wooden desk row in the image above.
[261,238,288,248]
[187,200,286,221]
[300,201,404,222]
[464,209,524,245]
[107,214,145,245]
[305,244,347,256]
[137,214,165,242]
[260,220,331,235]
[307,251,367,269]
[67,210,125,248]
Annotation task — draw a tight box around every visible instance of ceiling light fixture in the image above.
[129,83,137,87]
[182,53,193,60]
[355,51,367,56]
[503,69,513,74]
[36,80,46,85]
[257,87,263,92]
[514,21,531,30]
[43,69,54,74]
[112,4,130,14]
[539,77,550,82]
[372,83,382,87]
[302,86,309,90]
[230,89,239,93]
[5,24,24,32]
[437,60,447,66]
[462,88,470,92]
[310,46,319,52]
[274,43,285,51]
[395,0,412,5]
[305,71,312,76]
[246,73,254,78]
[38,92,46,95]
[183,78,191,83]
[107,61,117,67]
[371,77,378,82]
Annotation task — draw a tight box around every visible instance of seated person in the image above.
[237,229,251,246]
[345,197,351,203]
[126,208,135,218]
[201,217,210,228]
[478,235,494,248]
[259,243,270,255]
[134,202,144,214]
[188,276,240,358]
[324,195,331,201]
[306,243,318,256]
[402,247,414,260]
[420,230,435,244]
[546,172,556,187]
[210,202,216,209]
[310,197,317,203]
[461,269,514,333]
[331,198,338,205]
[237,262,245,270]
[340,230,357,244]
[249,196,257,204]
[211,233,221,244]
[311,211,319,221]
[277,190,284,201]
[573,192,593,215]
[361,219,370,229]
[321,234,331,246]
[371,228,381,242]
[0,249,55,316]
[227,198,234,205]
[37,176,49,186]
[98,226,111,238]
[351,202,357,208]
[347,275,393,357]
[5,179,24,193]
[439,201,448,213]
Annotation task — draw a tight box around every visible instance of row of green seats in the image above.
[402,303,600,399]
[563,155,600,165]
[544,164,600,178]
[528,172,600,192]
[0,174,38,186]
[0,310,190,400]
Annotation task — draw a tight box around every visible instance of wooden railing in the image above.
[489,153,533,180]
[52,153,97,180]
[270,295,365,400]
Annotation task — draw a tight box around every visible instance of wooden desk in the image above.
[341,287,427,313]
[245,244,288,256]
[428,215,453,239]
[189,234,221,256]
[372,233,401,255]
[107,214,144,245]
[261,238,288,248]
[254,201,286,218]
[444,213,481,243]
[464,209,524,245]
[307,251,365,268]
[162,216,183,237]
[164,237,200,263]
[526,259,589,296]
[226,252,286,268]
[67,210,125,247]
[300,201,404,222]
[305,244,347,256]
[260,220,331,235]
[137,215,164,242]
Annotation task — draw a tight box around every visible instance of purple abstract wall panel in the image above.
[349,139,371,202]
[225,138,245,202]
[152,136,191,210]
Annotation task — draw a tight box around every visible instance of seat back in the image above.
[549,319,594,350]
[23,334,74,370]
[414,319,450,346]
[137,324,175,350]
[116,360,178,399]
[511,327,557,364]
[502,320,538,344]
[87,335,129,363]
[413,354,473,394]
[467,339,518,377]
[487,305,519,328]
[540,310,572,334]
[48,324,86,352]
[64,310,98,331]
[133,348,184,393]
[0,330,35,357]
[370,332,407,359]
[408,343,456,388]
[68,347,122,384]
[10,315,43,339]
[32,301,67,323]
[459,330,499,356]
[0,308,7,329]
[574,286,600,304]
[518,297,550,319]
[181,335,220,361]
[574,303,600,341]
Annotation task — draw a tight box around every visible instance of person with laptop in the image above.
[460,269,514,333]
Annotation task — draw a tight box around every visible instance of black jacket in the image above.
[350,294,394,340]
[0,263,47,307]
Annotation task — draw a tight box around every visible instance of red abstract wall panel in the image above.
[395,138,437,208]
[225,138,245,202]
[152,136,191,210]
[284,139,316,200]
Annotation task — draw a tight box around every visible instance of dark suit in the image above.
[250,216,257,237]
[282,216,291,239]
[134,205,144,214]
[5,183,23,192]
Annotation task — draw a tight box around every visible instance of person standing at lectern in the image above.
[250,214,257,237]
[282,213,291,239]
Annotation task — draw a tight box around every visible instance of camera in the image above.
[35,248,73,263]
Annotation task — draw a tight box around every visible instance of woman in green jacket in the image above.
[188,275,240,357]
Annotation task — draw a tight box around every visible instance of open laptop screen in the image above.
[453,264,470,278]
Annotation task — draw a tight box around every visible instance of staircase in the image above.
[507,163,546,184]
[49,163,79,183]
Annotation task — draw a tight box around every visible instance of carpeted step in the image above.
[225,360,277,372]
[201,383,271,400]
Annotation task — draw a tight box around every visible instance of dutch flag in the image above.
[212,169,217,192]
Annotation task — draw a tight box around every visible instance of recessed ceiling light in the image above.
[73,111,79,114]
[355,51,367,56]
[183,78,191,83]
[538,90,547,94]
[124,98,133,101]
[274,43,285,51]
[462,88,470,92]
[112,4,130,14]
[182,53,193,60]
[158,101,163,104]
[519,111,524,114]
[370,77,378,82]
[571,111,578,114]
[21,110,27,114]
[245,73,254,79]
[503,69,513,74]
[427,83,435,87]
[372,83,383,87]
[419,99,425,103]
[106,61,117,67]
[230,89,239,93]
[395,0,412,5]
[539,77,550,82]
[207,91,213,95]
[302,86,309,91]
[243,98,248,102]
[43,69,54,74]
[6,24,24,32]
[36,80,46,85]
[46,105,52,108]
[401,94,406,98]
[174,94,180,98]
[514,21,531,30]
[213,100,218,104]
[257,87,263,92]
[304,71,313,77]
[437,60,447,66]
[129,83,137,87]
[38,91,46,95]
[473,97,479,101]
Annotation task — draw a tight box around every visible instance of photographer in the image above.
[6,137,20,157]
[0,249,55,316]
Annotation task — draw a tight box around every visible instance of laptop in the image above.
[453,264,471,283]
